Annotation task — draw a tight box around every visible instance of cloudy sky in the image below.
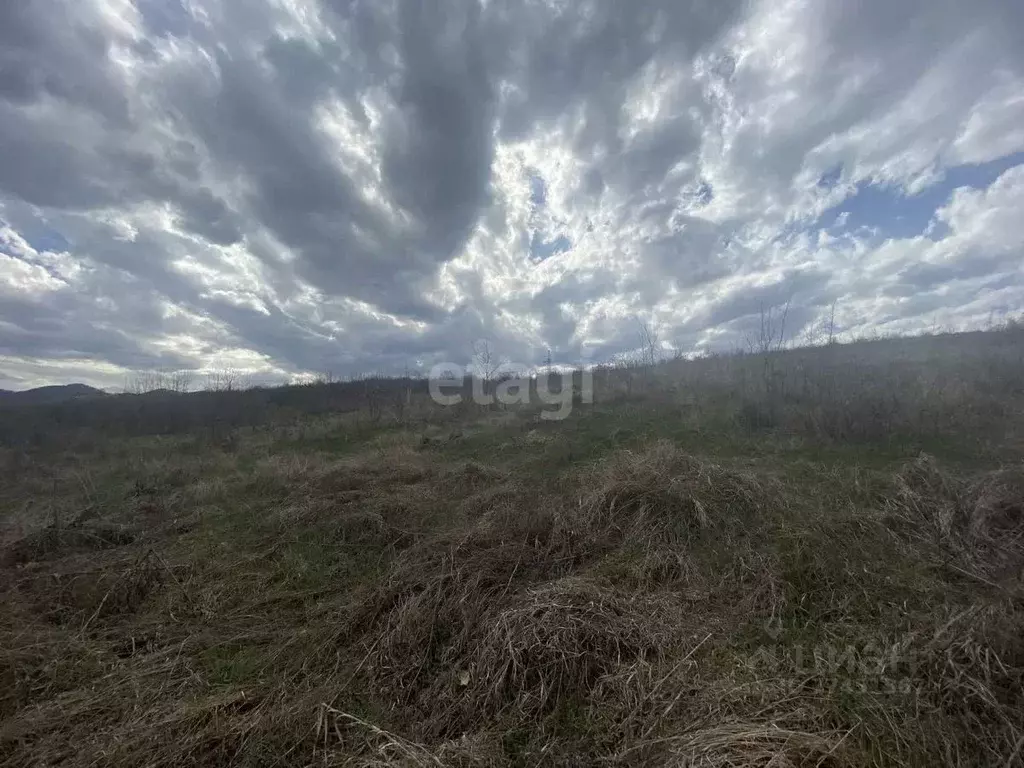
[1,0,1023,390]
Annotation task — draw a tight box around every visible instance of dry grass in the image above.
[354,525,575,720]
[1,521,136,567]
[903,604,1024,764]
[572,440,777,547]
[965,467,1024,577]
[660,722,854,768]
[461,578,674,722]
[887,454,1024,580]
[2,404,1024,766]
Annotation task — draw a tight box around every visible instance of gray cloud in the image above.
[0,0,1022,389]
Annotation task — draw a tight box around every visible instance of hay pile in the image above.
[355,527,575,712]
[462,578,673,721]
[346,444,784,743]
[966,467,1024,576]
[570,441,776,547]
[887,455,1024,578]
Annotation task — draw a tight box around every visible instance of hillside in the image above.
[0,383,108,408]
[1,326,1023,766]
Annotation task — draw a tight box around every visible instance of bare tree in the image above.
[798,301,839,349]
[125,369,194,394]
[362,377,384,424]
[206,367,246,392]
[472,340,508,397]
[633,320,661,396]
[168,370,195,393]
[747,301,790,356]
[390,365,414,423]
[637,320,660,369]
[826,300,838,346]
[124,370,163,394]
[738,300,793,428]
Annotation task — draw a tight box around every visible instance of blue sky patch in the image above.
[816,151,1024,240]
[136,0,192,38]
[2,217,70,255]
[524,169,570,261]
[530,232,572,262]
[817,165,843,190]
[685,180,713,208]
[528,171,547,207]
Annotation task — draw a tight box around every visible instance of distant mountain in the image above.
[0,384,110,407]
[128,388,186,399]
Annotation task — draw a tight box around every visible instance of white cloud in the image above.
[0,0,1022,387]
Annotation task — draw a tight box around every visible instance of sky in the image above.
[1,0,1023,390]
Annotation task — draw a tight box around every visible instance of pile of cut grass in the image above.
[887,454,1024,580]
[571,440,777,543]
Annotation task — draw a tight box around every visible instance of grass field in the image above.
[2,327,1024,766]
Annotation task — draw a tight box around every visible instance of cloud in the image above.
[0,0,1022,389]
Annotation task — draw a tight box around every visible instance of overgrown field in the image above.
[2,330,1024,766]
